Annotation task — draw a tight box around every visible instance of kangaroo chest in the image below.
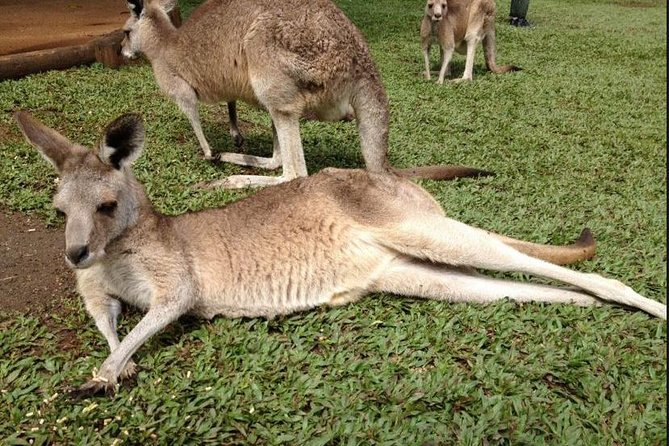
[77,260,154,311]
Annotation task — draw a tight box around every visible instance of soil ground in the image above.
[0,0,129,316]
[0,0,129,56]
[0,210,75,316]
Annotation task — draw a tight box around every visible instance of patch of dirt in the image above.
[0,0,129,56]
[0,209,76,316]
[0,121,18,141]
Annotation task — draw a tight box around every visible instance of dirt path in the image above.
[0,210,75,316]
[0,0,129,56]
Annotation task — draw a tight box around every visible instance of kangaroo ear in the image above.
[99,114,145,170]
[14,111,79,173]
[127,0,144,16]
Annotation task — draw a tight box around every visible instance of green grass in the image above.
[0,0,666,444]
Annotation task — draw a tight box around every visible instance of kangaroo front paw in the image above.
[232,133,245,148]
[120,360,138,380]
[69,376,117,399]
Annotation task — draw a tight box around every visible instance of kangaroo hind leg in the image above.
[373,259,600,308]
[199,121,285,189]
[378,218,666,319]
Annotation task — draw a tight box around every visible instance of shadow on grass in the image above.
[201,125,366,176]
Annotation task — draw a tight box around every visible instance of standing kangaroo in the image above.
[121,0,489,189]
[421,0,519,84]
[15,112,666,395]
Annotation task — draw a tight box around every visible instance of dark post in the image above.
[509,0,531,27]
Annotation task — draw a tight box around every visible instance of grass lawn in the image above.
[0,0,666,444]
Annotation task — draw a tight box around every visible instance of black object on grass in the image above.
[509,0,531,27]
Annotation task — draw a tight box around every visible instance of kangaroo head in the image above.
[122,0,177,59]
[425,0,447,21]
[15,112,147,269]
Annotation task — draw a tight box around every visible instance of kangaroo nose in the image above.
[66,245,90,265]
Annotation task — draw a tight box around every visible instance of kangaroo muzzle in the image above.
[66,245,90,266]
[64,215,96,268]
[432,4,444,21]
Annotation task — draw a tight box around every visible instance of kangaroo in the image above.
[121,0,489,189]
[421,0,519,84]
[14,112,666,395]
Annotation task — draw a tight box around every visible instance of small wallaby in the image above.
[421,0,520,84]
[15,112,666,395]
[121,0,489,189]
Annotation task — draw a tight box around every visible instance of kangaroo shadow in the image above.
[116,303,332,380]
[425,59,490,80]
[202,118,366,175]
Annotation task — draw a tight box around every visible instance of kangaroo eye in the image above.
[97,201,118,215]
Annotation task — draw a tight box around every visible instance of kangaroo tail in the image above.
[493,227,596,265]
[482,32,521,74]
[489,64,522,74]
[391,165,494,180]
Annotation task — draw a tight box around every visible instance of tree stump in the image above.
[94,30,126,69]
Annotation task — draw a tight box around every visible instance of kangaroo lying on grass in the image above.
[15,112,666,395]
[421,0,519,84]
[121,0,488,189]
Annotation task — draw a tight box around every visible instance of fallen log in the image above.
[0,30,124,80]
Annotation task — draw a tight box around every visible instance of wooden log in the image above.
[0,42,96,80]
[0,30,128,80]
[94,30,125,69]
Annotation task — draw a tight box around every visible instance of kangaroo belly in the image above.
[191,229,394,319]
[307,99,356,122]
[191,75,259,107]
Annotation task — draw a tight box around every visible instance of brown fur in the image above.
[15,111,666,396]
[122,0,489,188]
[420,0,520,83]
